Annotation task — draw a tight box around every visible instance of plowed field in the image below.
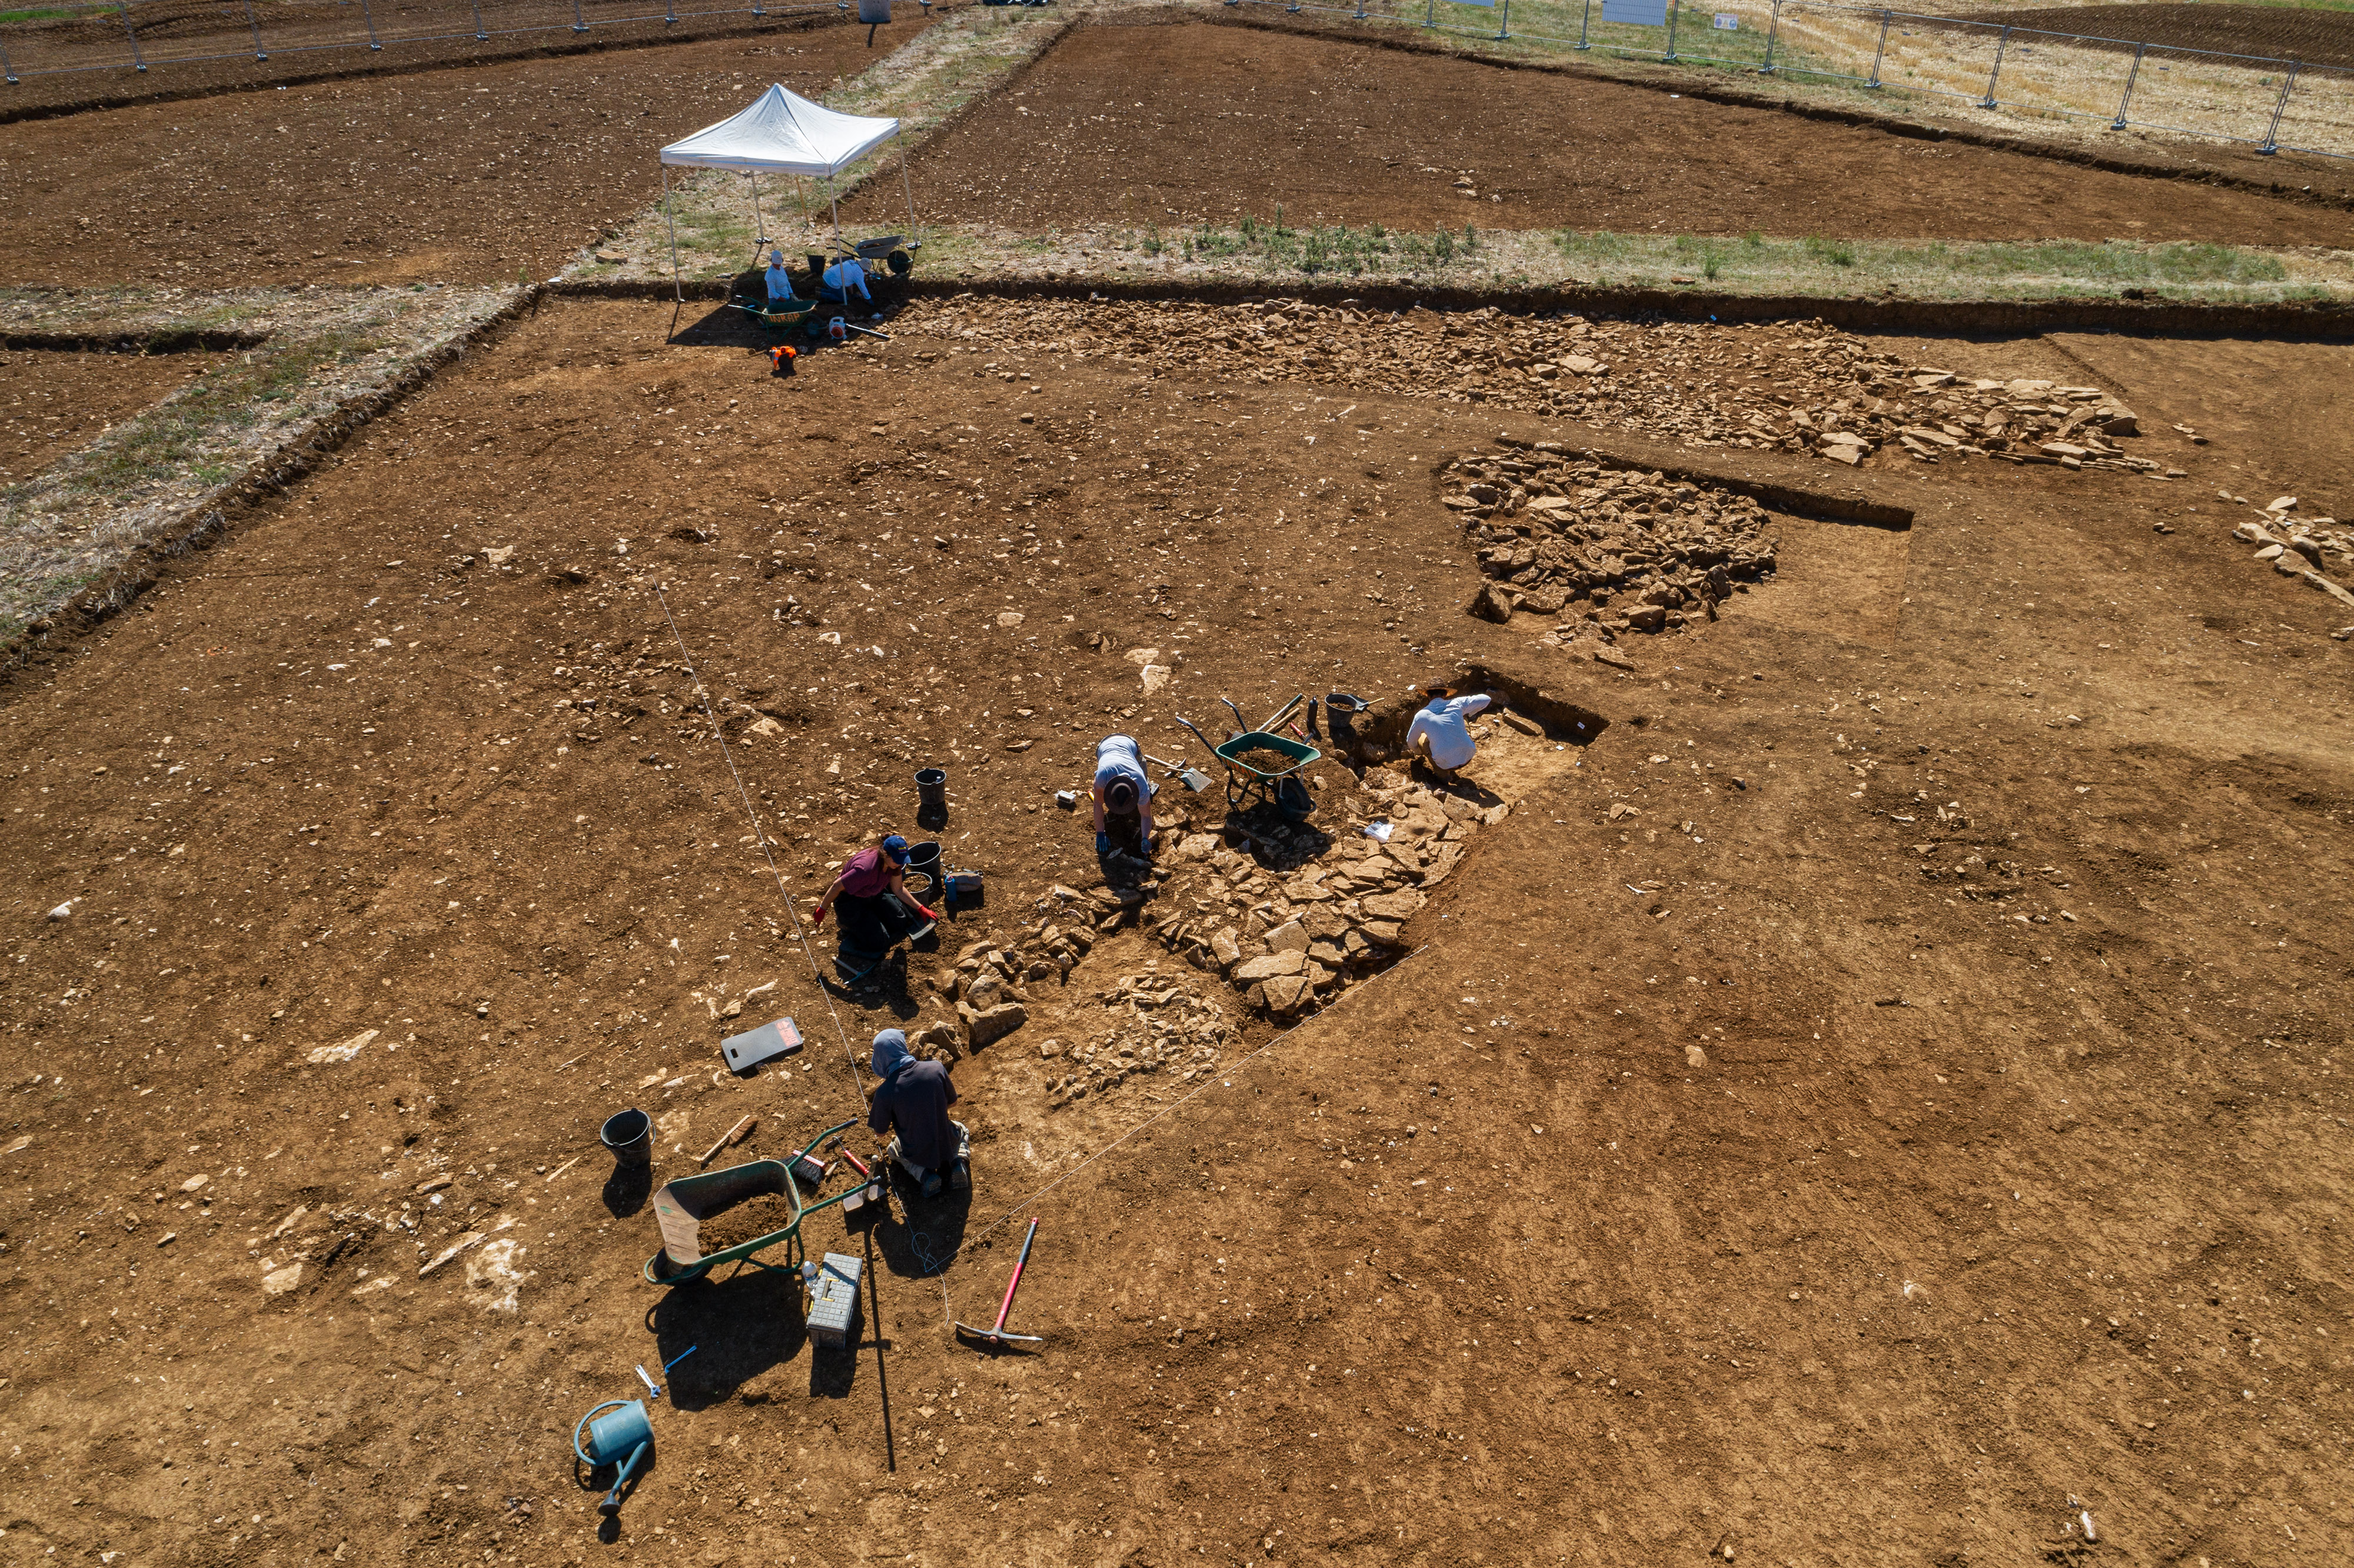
[0,347,225,482]
[866,15,2353,243]
[1952,2,2354,68]
[0,21,925,287]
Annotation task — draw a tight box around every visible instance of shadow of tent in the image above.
[646,1268,806,1411]
[666,296,781,351]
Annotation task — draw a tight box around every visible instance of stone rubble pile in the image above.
[1039,973,1235,1110]
[935,773,1506,1113]
[907,297,2178,478]
[1441,442,1777,635]
[2227,493,2354,633]
[1119,768,1501,1019]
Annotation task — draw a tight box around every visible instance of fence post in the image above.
[1866,8,1891,88]
[1576,0,1591,49]
[118,0,146,72]
[359,0,382,48]
[2109,41,2144,128]
[468,0,487,41]
[572,0,588,32]
[1978,25,2009,108]
[241,0,267,58]
[1761,0,1781,72]
[1663,0,1678,59]
[2257,62,2301,154]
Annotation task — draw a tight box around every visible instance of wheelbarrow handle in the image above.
[1219,697,1248,735]
[1175,715,1225,761]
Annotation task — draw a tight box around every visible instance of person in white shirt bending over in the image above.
[1405,685,1491,780]
[819,255,873,307]
[764,249,795,306]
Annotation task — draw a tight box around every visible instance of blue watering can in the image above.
[573,1399,653,1517]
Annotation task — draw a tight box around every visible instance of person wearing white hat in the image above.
[764,249,794,306]
[818,254,873,307]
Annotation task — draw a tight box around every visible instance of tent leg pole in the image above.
[664,166,683,306]
[897,128,919,251]
[750,171,766,265]
[829,176,842,261]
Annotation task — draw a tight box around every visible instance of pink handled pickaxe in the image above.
[953,1218,1044,1348]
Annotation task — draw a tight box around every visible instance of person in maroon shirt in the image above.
[811,834,938,981]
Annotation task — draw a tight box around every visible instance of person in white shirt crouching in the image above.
[1405,685,1491,781]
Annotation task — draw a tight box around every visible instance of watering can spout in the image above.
[599,1440,649,1516]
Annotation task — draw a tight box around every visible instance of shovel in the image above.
[953,1217,1044,1348]
[1144,752,1212,792]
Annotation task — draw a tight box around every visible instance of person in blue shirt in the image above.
[1092,733,1155,858]
[818,255,872,305]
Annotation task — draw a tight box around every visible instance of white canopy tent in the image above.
[656,84,920,299]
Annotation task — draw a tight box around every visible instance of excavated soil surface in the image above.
[1950,3,2354,69]
[0,347,227,483]
[1,295,2349,1566]
[0,21,923,289]
[865,14,2352,243]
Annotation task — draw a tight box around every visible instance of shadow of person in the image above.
[867,1179,972,1281]
[645,1267,806,1412]
[601,1162,653,1219]
[1433,775,1505,810]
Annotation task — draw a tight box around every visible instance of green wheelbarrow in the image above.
[1178,705,1321,819]
[729,294,819,334]
[643,1118,875,1286]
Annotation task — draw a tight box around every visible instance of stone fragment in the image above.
[958,1001,1028,1049]
[1262,974,1313,1014]
[1209,928,1242,969]
[1468,582,1516,624]
[1265,920,1310,954]
[1361,890,1425,923]
[1233,951,1306,982]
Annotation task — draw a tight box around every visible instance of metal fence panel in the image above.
[2264,61,2354,158]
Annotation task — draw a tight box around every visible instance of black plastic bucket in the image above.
[600,1108,653,1168]
[903,838,943,899]
[915,767,947,815]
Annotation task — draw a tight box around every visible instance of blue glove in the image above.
[1095,833,1111,855]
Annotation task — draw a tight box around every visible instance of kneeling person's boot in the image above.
[949,1157,971,1191]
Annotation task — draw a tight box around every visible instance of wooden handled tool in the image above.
[697,1115,756,1167]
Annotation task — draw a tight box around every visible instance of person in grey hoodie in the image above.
[866,1029,969,1199]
